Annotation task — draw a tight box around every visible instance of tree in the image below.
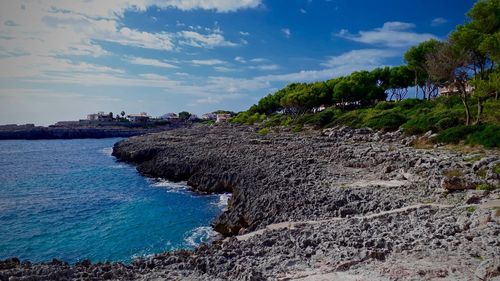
[451,0,500,124]
[178,111,191,120]
[387,66,415,101]
[427,41,473,125]
[404,39,441,99]
[471,70,500,123]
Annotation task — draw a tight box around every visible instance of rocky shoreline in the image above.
[0,123,189,140]
[1,124,499,280]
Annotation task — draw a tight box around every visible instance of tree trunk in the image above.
[415,71,419,99]
[462,96,471,126]
[475,99,483,125]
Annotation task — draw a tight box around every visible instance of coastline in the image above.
[1,124,499,280]
[0,123,190,140]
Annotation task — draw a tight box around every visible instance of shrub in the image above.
[402,116,436,135]
[375,101,396,110]
[476,183,495,191]
[435,125,480,144]
[365,112,407,131]
[257,128,270,136]
[397,98,427,109]
[435,116,460,131]
[465,125,500,148]
[466,206,477,213]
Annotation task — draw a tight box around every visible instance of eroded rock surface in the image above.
[1,124,499,280]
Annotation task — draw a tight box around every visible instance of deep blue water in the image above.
[0,138,227,264]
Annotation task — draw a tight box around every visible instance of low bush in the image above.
[435,125,481,144]
[465,125,500,148]
[365,112,407,131]
[257,128,270,135]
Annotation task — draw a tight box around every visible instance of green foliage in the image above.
[436,124,500,147]
[465,124,500,148]
[466,206,477,213]
[476,183,495,191]
[375,101,396,110]
[230,112,267,125]
[494,163,500,174]
[365,112,408,131]
[257,128,270,136]
[436,125,482,144]
[178,111,191,120]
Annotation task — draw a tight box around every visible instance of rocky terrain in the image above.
[1,124,499,280]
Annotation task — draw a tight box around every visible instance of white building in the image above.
[216,113,232,123]
[127,112,150,123]
[201,113,217,120]
[87,111,113,122]
[439,83,474,97]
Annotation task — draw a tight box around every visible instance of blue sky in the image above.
[0,0,476,125]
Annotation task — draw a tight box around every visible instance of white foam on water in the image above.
[99,147,113,156]
[150,179,189,193]
[214,193,231,211]
[184,226,220,247]
[110,164,127,169]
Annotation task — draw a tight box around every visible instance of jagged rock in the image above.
[1,125,498,281]
[441,177,476,190]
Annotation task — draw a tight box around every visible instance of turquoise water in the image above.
[0,138,226,264]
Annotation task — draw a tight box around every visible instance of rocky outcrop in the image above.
[0,123,189,140]
[2,124,499,280]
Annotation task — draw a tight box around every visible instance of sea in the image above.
[0,138,229,264]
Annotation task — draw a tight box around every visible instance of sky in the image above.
[0,0,477,125]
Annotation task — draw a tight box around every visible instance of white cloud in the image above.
[281,28,291,39]
[235,56,247,63]
[336,21,437,47]
[191,59,227,65]
[126,56,178,68]
[178,30,238,48]
[249,64,280,71]
[431,17,448,26]
[214,66,240,72]
[249,58,268,63]
[299,8,307,14]
[321,49,398,68]
[239,31,250,36]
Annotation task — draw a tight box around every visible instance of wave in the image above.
[150,179,189,193]
[184,226,220,247]
[214,193,231,211]
[99,147,113,156]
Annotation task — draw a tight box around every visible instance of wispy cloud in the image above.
[431,17,448,26]
[336,21,437,47]
[178,30,238,48]
[281,28,291,39]
[321,49,398,68]
[126,56,178,68]
[191,59,227,66]
[249,64,280,71]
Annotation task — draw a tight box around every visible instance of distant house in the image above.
[439,83,474,97]
[216,113,232,123]
[161,113,178,120]
[312,104,327,113]
[87,111,113,122]
[201,113,216,120]
[127,112,150,123]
